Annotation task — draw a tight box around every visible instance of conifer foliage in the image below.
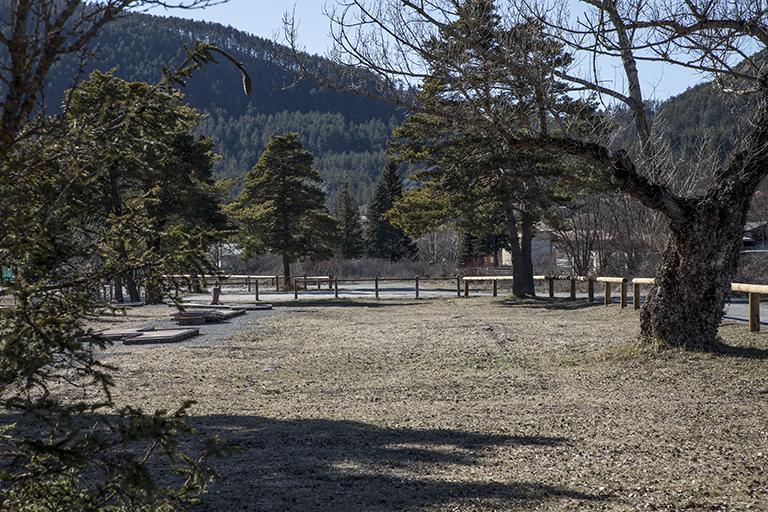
[366,162,418,261]
[227,133,338,285]
[335,180,366,259]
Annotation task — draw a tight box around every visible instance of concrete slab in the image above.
[123,328,199,345]
[96,327,156,341]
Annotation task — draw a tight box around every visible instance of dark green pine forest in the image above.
[43,12,400,202]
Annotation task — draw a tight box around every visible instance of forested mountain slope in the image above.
[654,82,754,164]
[44,12,400,201]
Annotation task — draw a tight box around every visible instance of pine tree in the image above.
[366,161,418,261]
[227,133,338,285]
[335,180,366,259]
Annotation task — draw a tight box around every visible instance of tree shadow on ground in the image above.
[277,300,421,309]
[496,297,600,311]
[188,415,602,511]
[710,341,768,360]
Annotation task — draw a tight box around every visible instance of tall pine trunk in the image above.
[640,198,749,349]
[504,204,536,297]
[113,276,123,303]
[282,254,291,288]
[144,236,163,305]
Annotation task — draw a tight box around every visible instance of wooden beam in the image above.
[749,292,761,332]
[633,282,641,310]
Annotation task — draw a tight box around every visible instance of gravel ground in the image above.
[101,297,768,511]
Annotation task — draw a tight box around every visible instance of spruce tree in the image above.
[366,161,418,261]
[227,133,338,285]
[335,180,366,259]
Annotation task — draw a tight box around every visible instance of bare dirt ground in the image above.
[102,298,768,511]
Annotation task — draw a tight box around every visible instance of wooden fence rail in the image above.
[293,276,461,300]
[165,272,768,335]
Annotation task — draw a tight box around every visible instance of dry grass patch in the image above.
[102,298,768,511]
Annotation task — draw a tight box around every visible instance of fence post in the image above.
[317,278,321,290]
[456,276,461,297]
[464,280,469,298]
[329,276,333,290]
[604,282,611,306]
[749,292,761,332]
[334,278,339,299]
[255,280,260,302]
[294,278,298,300]
[415,276,420,299]
[620,280,628,309]
[633,282,641,310]
[247,276,251,292]
[588,278,594,303]
[548,277,554,299]
[492,280,498,297]
[375,277,379,299]
[569,278,576,300]
[275,275,279,292]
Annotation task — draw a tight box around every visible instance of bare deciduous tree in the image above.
[312,0,768,348]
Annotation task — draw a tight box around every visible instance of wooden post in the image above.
[457,276,461,297]
[464,280,469,298]
[569,278,576,300]
[275,275,279,292]
[317,279,321,290]
[294,279,298,300]
[375,277,379,299]
[247,276,251,292]
[255,280,260,302]
[303,274,307,291]
[633,282,641,310]
[588,279,594,303]
[548,277,554,299]
[329,276,333,290]
[620,281,627,309]
[604,282,611,306]
[492,280,498,297]
[749,292,760,332]
[334,278,339,299]
[415,276,420,299]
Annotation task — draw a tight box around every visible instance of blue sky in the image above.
[163,0,707,101]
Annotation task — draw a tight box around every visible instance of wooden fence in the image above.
[292,276,462,301]
[163,272,768,334]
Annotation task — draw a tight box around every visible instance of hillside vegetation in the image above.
[44,12,399,201]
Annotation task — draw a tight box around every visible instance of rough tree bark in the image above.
[282,253,292,288]
[504,203,536,297]
[641,200,748,348]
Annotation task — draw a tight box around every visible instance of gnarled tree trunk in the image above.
[640,196,751,349]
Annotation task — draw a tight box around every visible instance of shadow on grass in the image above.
[496,296,601,311]
[711,341,768,360]
[186,415,601,511]
[276,300,421,309]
